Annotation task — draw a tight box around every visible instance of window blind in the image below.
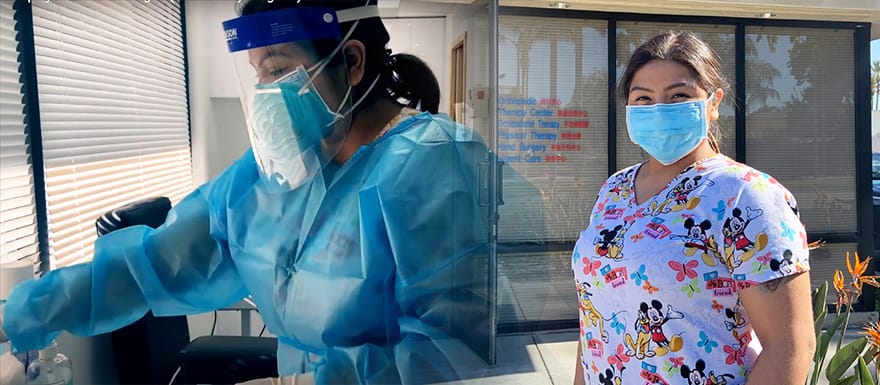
[32,0,192,268]
[744,26,856,234]
[0,1,39,265]
[497,15,608,242]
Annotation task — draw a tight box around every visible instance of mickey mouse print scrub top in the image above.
[571,153,809,385]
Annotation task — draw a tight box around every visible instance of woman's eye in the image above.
[269,68,289,79]
[256,67,290,83]
[633,95,650,102]
[672,93,691,100]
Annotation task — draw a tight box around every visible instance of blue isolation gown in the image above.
[3,111,496,384]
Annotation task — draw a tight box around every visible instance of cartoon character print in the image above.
[625,300,684,359]
[578,281,609,343]
[599,365,625,385]
[647,300,685,356]
[649,176,712,216]
[624,302,653,359]
[594,221,633,260]
[671,218,723,265]
[610,168,636,203]
[680,359,735,385]
[721,207,769,270]
[770,249,802,276]
[723,302,748,341]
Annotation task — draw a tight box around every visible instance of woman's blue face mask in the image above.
[249,61,346,191]
[625,94,716,166]
[248,53,380,192]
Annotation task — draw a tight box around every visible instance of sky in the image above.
[873,39,879,65]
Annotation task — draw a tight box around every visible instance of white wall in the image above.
[383,17,449,115]
[186,0,249,186]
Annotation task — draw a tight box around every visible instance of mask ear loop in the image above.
[704,89,721,151]
[705,91,718,107]
[292,58,331,97]
[326,73,381,127]
[298,0,372,93]
[305,0,376,124]
[298,17,361,95]
[332,86,353,116]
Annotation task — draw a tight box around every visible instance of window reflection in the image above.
[745,27,856,233]
[498,16,608,242]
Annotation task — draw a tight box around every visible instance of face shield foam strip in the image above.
[336,5,380,23]
[301,1,377,88]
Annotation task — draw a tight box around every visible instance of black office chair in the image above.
[97,196,278,385]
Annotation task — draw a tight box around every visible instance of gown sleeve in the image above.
[1,153,255,353]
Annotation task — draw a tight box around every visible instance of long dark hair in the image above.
[239,0,441,114]
[616,31,730,152]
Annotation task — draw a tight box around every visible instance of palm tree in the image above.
[872,59,880,111]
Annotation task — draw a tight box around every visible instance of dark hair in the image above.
[616,31,730,152]
[239,0,441,114]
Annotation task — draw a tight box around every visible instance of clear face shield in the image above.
[223,6,375,191]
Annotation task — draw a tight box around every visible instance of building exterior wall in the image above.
[492,6,872,321]
[501,0,879,38]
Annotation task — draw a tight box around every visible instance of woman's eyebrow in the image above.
[253,49,294,71]
[629,82,697,94]
[664,82,696,91]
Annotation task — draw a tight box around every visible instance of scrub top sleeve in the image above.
[2,160,250,353]
[723,173,810,286]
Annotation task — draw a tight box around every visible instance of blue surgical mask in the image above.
[625,96,714,166]
[250,63,346,190]
[249,53,381,192]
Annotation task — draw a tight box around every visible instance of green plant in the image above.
[809,252,880,385]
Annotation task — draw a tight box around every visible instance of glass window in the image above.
[498,15,609,242]
[808,242,859,304]
[745,26,856,234]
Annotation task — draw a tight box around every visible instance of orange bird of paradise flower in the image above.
[847,252,880,291]
[860,322,880,380]
[834,252,880,307]
[833,270,847,306]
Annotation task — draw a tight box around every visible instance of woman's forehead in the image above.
[631,59,700,89]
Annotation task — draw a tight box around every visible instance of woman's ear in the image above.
[342,40,366,87]
[708,88,723,121]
